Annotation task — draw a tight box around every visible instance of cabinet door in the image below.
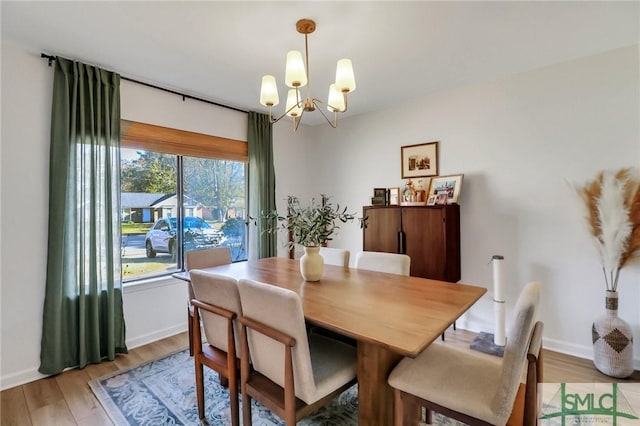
[401,207,446,279]
[363,207,401,253]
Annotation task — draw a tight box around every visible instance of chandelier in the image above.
[259,19,356,131]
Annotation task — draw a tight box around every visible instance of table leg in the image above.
[357,341,403,425]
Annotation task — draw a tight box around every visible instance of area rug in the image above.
[90,349,464,425]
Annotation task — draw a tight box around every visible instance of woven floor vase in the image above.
[300,246,324,282]
[592,290,634,378]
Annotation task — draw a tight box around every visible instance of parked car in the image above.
[219,236,247,262]
[145,217,222,258]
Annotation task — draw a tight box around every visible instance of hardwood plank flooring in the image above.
[1,332,187,426]
[1,329,638,425]
[1,386,32,426]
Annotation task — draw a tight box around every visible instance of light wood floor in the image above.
[1,329,638,425]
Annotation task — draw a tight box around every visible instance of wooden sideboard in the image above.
[362,204,461,282]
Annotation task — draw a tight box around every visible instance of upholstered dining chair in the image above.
[388,281,542,426]
[190,270,242,426]
[355,251,411,276]
[237,278,358,426]
[185,247,232,355]
[318,247,350,267]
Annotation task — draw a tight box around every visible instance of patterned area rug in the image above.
[90,349,464,425]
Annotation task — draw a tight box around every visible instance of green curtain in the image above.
[39,57,127,375]
[248,111,277,258]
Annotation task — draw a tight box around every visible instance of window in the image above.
[120,121,248,282]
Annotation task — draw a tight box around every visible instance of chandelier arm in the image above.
[294,108,305,131]
[295,87,304,108]
[268,99,304,125]
[311,99,338,128]
[269,87,304,124]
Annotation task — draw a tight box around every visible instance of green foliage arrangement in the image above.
[261,195,363,248]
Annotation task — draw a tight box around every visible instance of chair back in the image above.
[186,247,232,270]
[491,281,541,419]
[319,247,350,267]
[185,247,232,299]
[355,251,411,276]
[190,270,242,353]
[238,279,317,403]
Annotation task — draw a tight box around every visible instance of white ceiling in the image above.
[2,1,638,125]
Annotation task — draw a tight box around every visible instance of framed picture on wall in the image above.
[427,174,464,204]
[401,142,439,179]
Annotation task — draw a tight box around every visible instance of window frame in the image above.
[121,120,248,283]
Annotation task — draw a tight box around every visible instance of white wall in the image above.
[2,40,639,389]
[275,45,640,367]
[0,41,253,389]
[1,42,52,390]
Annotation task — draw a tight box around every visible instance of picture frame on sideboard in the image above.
[388,187,400,205]
[427,174,464,204]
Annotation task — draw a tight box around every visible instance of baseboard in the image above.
[1,323,187,391]
[543,335,640,371]
[1,367,48,391]
[125,323,187,350]
[465,319,640,371]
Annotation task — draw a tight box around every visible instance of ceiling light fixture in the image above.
[259,19,356,131]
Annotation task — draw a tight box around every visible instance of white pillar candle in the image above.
[492,255,506,346]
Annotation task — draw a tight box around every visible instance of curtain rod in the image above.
[40,53,249,114]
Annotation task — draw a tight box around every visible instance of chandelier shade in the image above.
[285,89,303,117]
[259,75,279,107]
[285,51,307,88]
[258,18,356,130]
[335,59,356,93]
[327,84,345,112]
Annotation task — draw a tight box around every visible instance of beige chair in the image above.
[185,247,232,355]
[319,247,350,267]
[355,251,411,276]
[388,282,542,426]
[237,278,357,426]
[190,270,242,426]
[353,250,455,340]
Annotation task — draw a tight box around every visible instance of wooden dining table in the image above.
[173,256,486,425]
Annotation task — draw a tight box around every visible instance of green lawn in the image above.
[122,222,153,235]
[122,256,176,280]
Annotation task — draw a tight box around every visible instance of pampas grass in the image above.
[576,167,640,291]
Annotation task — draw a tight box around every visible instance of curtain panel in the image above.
[247,112,277,259]
[40,57,127,375]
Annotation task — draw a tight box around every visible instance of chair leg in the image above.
[425,407,434,424]
[394,390,423,426]
[229,374,239,426]
[195,358,205,419]
[220,374,229,388]
[242,392,252,426]
[188,308,194,356]
[285,408,296,426]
